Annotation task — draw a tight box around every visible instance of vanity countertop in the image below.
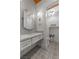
[20,32,43,41]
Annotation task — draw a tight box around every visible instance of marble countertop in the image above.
[20,32,43,42]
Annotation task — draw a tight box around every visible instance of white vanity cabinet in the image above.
[20,39,31,56]
[20,33,43,57]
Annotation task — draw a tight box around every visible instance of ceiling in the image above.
[21,0,58,12]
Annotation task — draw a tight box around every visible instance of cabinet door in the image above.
[21,46,31,57]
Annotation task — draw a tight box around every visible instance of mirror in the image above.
[24,11,34,30]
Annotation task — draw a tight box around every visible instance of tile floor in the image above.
[21,41,59,59]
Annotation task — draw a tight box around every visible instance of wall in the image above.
[47,6,59,27]
[47,15,59,26]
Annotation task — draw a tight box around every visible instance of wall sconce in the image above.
[37,11,43,17]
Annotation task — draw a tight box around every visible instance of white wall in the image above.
[47,15,59,26]
[47,6,59,27]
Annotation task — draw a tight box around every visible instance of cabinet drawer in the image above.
[32,35,42,44]
[21,39,31,50]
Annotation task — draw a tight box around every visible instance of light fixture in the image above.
[47,8,55,17]
[33,0,41,5]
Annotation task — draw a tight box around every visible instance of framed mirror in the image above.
[24,11,34,30]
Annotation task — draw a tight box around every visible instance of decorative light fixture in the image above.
[47,8,55,17]
[33,0,41,5]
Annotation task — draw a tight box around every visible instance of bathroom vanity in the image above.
[20,32,43,56]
